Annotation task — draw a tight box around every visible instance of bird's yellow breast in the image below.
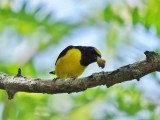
[55,48,86,79]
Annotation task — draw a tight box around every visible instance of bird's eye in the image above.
[94,56,97,60]
[94,55,100,60]
[97,54,101,58]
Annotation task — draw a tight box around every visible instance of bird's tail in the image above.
[49,71,55,74]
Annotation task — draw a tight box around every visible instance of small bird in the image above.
[50,45,105,79]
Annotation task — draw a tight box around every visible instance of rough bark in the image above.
[0,51,160,100]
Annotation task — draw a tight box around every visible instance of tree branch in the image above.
[0,51,160,100]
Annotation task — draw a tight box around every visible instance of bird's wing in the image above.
[55,45,74,65]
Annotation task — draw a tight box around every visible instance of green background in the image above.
[0,0,160,120]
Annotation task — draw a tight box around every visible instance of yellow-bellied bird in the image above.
[50,45,105,79]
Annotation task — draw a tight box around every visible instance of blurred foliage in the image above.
[103,0,160,34]
[0,0,77,49]
[0,0,160,120]
[0,85,157,120]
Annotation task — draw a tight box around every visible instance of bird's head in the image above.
[78,46,106,68]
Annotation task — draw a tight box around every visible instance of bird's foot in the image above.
[52,77,60,81]
[70,76,78,80]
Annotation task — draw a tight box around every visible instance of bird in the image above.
[50,45,105,79]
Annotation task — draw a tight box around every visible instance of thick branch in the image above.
[0,51,160,99]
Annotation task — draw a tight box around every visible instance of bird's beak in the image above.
[96,57,106,69]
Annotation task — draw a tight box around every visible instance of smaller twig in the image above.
[136,78,140,81]
[144,51,159,62]
[6,89,16,100]
[15,68,22,77]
